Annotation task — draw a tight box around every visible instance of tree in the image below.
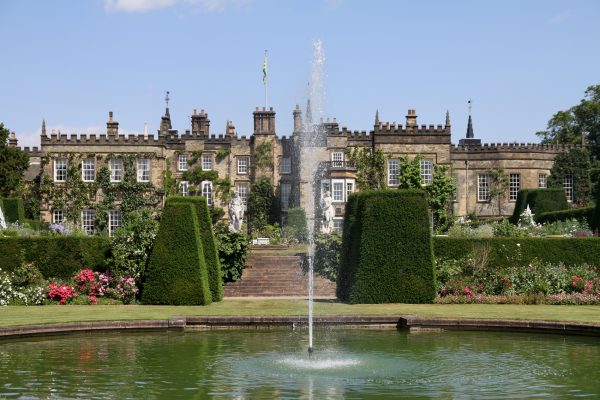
[345,147,386,190]
[487,168,509,215]
[247,177,278,231]
[548,148,592,206]
[425,165,456,231]
[536,85,600,159]
[0,123,29,196]
[398,155,423,189]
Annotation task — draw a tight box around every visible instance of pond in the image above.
[1,329,599,399]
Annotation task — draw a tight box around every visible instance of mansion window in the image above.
[236,182,249,207]
[331,151,344,167]
[137,159,150,182]
[333,219,344,233]
[81,209,96,235]
[108,209,122,237]
[323,178,355,203]
[564,174,574,202]
[52,209,64,224]
[202,181,213,206]
[110,159,123,182]
[54,159,67,182]
[280,182,291,210]
[178,154,188,171]
[82,158,95,182]
[237,157,249,175]
[179,181,189,197]
[281,157,291,174]
[388,159,400,186]
[477,174,490,202]
[420,159,433,185]
[202,154,213,171]
[509,173,520,201]
[538,173,547,188]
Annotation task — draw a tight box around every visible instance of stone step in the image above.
[224,252,336,298]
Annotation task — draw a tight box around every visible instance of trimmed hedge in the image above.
[1,197,25,223]
[535,206,595,225]
[166,196,222,302]
[142,202,212,305]
[0,237,110,278]
[337,189,436,304]
[433,237,600,267]
[510,189,569,224]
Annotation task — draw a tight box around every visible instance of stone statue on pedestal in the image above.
[0,206,5,229]
[228,193,244,233]
[320,191,335,234]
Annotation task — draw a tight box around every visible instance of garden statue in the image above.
[0,205,6,229]
[228,193,244,233]
[320,190,335,234]
[518,204,536,228]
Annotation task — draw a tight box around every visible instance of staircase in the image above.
[223,253,337,298]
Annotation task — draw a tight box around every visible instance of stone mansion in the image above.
[13,103,580,233]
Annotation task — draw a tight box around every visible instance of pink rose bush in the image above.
[46,269,138,305]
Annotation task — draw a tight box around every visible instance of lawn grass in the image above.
[1,299,599,327]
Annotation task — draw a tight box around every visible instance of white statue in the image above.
[320,190,335,234]
[228,193,244,233]
[0,205,5,229]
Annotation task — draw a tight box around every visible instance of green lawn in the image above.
[1,299,599,327]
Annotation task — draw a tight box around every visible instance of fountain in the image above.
[298,39,328,357]
[0,205,6,229]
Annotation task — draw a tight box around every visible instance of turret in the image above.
[293,104,303,133]
[226,120,235,137]
[253,107,276,134]
[191,108,210,135]
[41,119,46,138]
[406,109,417,128]
[8,131,17,147]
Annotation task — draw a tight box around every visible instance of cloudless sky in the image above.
[1,0,599,148]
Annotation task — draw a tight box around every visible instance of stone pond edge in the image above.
[1,315,599,340]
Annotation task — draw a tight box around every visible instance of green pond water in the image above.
[0,329,599,399]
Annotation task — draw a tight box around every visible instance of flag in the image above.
[263,50,268,84]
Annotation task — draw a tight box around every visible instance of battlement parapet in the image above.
[339,127,371,140]
[21,146,42,155]
[41,132,166,146]
[374,121,449,135]
[452,142,584,152]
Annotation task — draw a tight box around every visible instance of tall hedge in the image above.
[166,196,222,302]
[0,237,110,278]
[1,197,25,223]
[510,189,568,224]
[284,207,308,243]
[142,202,212,305]
[433,237,600,267]
[337,190,436,304]
[535,206,595,225]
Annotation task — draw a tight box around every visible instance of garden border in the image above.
[1,315,599,340]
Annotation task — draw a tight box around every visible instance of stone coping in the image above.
[0,315,598,340]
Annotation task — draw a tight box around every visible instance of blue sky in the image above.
[1,0,599,148]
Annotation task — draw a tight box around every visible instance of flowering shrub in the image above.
[48,281,77,304]
[0,264,47,306]
[115,276,138,304]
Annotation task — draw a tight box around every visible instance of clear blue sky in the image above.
[1,0,599,148]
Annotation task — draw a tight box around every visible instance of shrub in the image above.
[535,206,595,225]
[1,197,25,223]
[247,177,279,231]
[166,196,222,302]
[252,223,281,244]
[337,190,436,304]
[311,232,342,282]
[142,202,212,305]
[509,189,569,224]
[284,208,308,243]
[0,237,110,278]
[104,209,159,285]
[214,222,249,283]
[433,237,600,268]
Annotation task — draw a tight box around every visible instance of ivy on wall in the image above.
[40,152,162,231]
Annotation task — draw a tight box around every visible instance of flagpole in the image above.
[264,50,268,109]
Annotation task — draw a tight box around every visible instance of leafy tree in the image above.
[548,148,592,206]
[104,208,159,285]
[536,85,600,159]
[398,155,423,189]
[345,147,386,190]
[214,222,249,283]
[0,123,29,196]
[425,165,456,231]
[487,168,509,215]
[247,177,279,231]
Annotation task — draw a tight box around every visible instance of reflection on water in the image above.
[1,329,599,399]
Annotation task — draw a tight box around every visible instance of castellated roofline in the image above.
[452,142,585,152]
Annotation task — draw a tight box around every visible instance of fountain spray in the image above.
[300,39,326,358]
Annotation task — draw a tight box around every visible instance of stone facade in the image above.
[12,104,580,231]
